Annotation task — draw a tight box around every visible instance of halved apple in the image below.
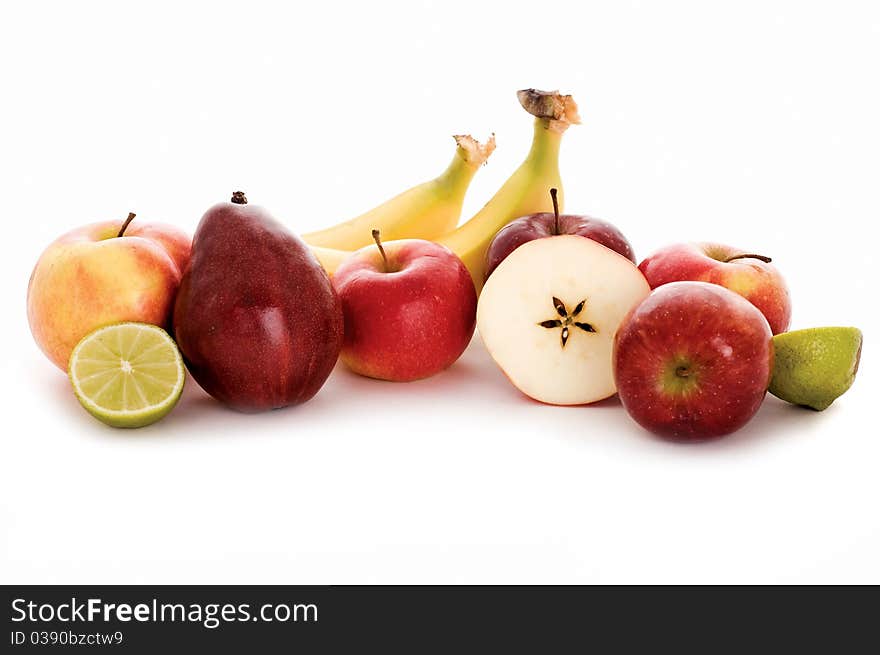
[477,235,650,405]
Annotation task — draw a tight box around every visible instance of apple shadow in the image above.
[624,394,831,453]
[320,336,524,415]
[326,361,474,405]
[496,388,623,410]
[590,395,623,408]
[558,394,622,411]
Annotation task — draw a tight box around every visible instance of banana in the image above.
[309,245,351,275]
[436,89,580,291]
[302,134,495,250]
[308,89,580,293]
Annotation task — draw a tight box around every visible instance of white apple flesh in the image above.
[477,235,651,405]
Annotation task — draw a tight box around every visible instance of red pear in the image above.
[173,192,342,411]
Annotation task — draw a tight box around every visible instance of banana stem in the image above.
[525,119,563,167]
[441,119,564,250]
[437,90,579,292]
[433,134,497,198]
[453,134,496,168]
[517,88,581,133]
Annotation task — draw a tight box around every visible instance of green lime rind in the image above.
[68,322,185,428]
[769,326,862,411]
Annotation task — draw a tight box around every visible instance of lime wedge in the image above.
[769,326,862,411]
[68,322,185,428]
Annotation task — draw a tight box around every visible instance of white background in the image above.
[2,1,878,583]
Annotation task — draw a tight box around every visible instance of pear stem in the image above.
[550,188,560,235]
[117,213,137,238]
[231,191,248,205]
[372,229,389,272]
[724,253,773,264]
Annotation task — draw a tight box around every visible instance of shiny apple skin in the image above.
[333,239,477,382]
[485,212,636,279]
[613,281,774,441]
[638,242,791,334]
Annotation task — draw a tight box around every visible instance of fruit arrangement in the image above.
[26,88,862,440]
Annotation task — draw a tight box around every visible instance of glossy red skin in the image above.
[333,240,477,382]
[638,242,791,334]
[173,200,343,412]
[613,281,773,441]
[485,212,636,279]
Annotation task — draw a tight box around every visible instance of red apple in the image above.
[613,281,774,441]
[28,213,191,370]
[333,231,477,381]
[485,188,635,279]
[638,242,791,334]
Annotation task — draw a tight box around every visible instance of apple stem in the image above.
[372,229,389,272]
[117,213,137,238]
[550,188,560,235]
[724,253,773,264]
[675,366,691,378]
[231,191,248,205]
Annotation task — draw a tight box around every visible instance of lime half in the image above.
[68,322,185,428]
[769,326,862,411]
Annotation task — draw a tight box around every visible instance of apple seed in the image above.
[539,296,596,348]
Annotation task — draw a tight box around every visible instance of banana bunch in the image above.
[303,134,496,249]
[306,89,581,292]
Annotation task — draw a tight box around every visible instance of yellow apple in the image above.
[27,214,191,370]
